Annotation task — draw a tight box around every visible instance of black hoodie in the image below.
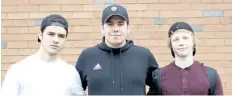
[75,38,159,95]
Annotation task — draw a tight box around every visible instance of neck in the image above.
[175,55,194,69]
[36,45,57,62]
[105,40,126,48]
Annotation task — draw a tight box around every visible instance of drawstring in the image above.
[111,49,115,84]
[120,49,124,91]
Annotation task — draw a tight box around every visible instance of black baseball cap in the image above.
[168,22,196,58]
[101,4,129,24]
[38,14,69,42]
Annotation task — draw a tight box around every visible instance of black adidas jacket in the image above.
[75,39,159,95]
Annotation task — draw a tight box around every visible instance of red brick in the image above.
[2,6,17,12]
[60,48,83,55]
[194,54,226,60]
[40,5,61,11]
[138,25,170,32]
[226,54,232,60]
[7,41,28,48]
[29,12,50,19]
[224,11,232,16]
[137,40,167,47]
[196,46,215,53]
[225,39,232,45]
[1,64,12,71]
[7,27,28,33]
[149,32,168,39]
[72,12,94,18]
[7,13,29,19]
[2,49,18,56]
[226,68,232,75]
[224,0,232,2]
[2,20,13,27]
[213,4,232,10]
[148,4,191,10]
[30,0,92,4]
[28,41,40,48]
[2,56,26,63]
[18,49,37,55]
[50,12,73,18]
[215,46,232,53]
[224,90,232,95]
[2,13,8,19]
[2,0,28,5]
[17,5,40,12]
[1,70,7,78]
[191,4,212,10]
[28,26,40,34]
[126,4,147,11]
[83,5,104,11]
[93,12,102,19]
[158,0,179,3]
[2,34,37,41]
[204,25,232,32]
[130,18,155,25]
[202,0,223,3]
[68,33,101,40]
[202,61,232,68]
[68,19,100,26]
[219,17,230,24]
[116,0,137,3]
[92,26,102,33]
[136,11,159,17]
[149,47,170,54]
[2,27,7,34]
[165,18,220,24]
[61,5,82,11]
[13,20,35,26]
[62,54,81,62]
[179,0,201,3]
[195,32,215,39]
[64,40,95,48]
[197,39,224,46]
[128,31,151,39]
[226,82,232,89]
[214,67,226,75]
[160,11,202,17]
[215,32,232,38]
[69,26,93,32]
[137,0,158,3]
[155,54,173,61]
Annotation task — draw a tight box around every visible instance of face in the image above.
[101,15,130,47]
[170,29,194,58]
[39,26,67,55]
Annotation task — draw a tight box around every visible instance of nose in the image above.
[113,25,120,32]
[53,35,59,44]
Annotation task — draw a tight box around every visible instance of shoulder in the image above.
[131,45,152,54]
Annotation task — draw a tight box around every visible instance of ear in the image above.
[38,32,43,41]
[127,25,130,34]
[100,24,104,36]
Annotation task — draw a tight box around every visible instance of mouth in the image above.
[50,45,59,48]
[178,48,187,51]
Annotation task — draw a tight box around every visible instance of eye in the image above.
[183,36,189,40]
[59,34,66,38]
[172,38,179,41]
[107,22,113,26]
[48,32,55,36]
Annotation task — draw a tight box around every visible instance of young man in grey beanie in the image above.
[75,4,159,95]
[0,14,84,96]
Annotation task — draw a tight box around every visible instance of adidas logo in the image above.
[93,63,102,70]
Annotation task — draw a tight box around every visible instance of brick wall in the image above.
[1,0,232,94]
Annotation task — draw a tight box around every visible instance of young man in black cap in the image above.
[148,22,223,95]
[75,4,159,95]
[0,14,84,96]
